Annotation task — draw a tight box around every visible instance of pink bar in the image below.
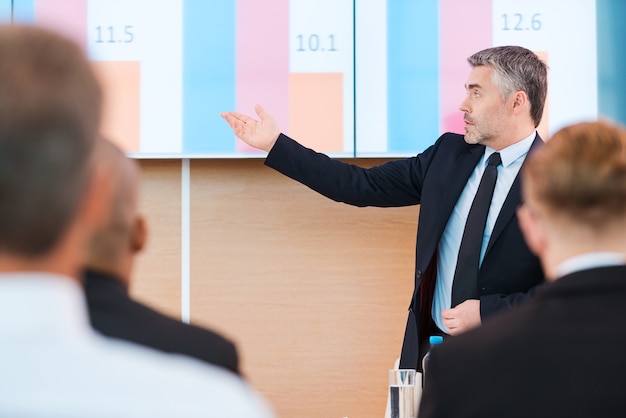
[35,0,87,51]
[235,0,289,152]
[439,0,492,134]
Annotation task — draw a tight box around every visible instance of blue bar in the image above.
[0,1,11,22]
[387,0,439,154]
[12,0,35,23]
[183,0,236,153]
[597,0,626,126]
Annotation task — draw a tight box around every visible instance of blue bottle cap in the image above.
[429,335,444,345]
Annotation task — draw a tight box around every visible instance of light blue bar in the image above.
[597,0,626,126]
[387,0,439,154]
[183,0,236,153]
[0,1,11,23]
[12,0,35,23]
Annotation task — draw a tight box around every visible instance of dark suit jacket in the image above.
[265,132,545,369]
[84,269,240,375]
[418,265,626,418]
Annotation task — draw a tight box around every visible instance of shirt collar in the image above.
[0,272,92,341]
[484,131,537,168]
[555,252,626,278]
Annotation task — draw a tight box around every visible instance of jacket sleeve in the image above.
[480,282,546,318]
[264,133,441,207]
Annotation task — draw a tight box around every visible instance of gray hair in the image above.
[468,46,548,128]
[0,25,102,256]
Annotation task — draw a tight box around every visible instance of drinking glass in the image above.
[388,369,417,418]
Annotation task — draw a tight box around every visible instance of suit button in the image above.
[416,270,423,279]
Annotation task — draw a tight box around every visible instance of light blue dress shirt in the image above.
[432,132,537,333]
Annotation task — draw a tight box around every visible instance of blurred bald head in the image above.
[86,139,146,288]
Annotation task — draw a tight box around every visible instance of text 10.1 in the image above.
[296,34,337,52]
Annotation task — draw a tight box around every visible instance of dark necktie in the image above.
[450,152,502,307]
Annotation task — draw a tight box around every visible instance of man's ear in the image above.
[130,214,147,254]
[511,90,529,114]
[518,203,546,256]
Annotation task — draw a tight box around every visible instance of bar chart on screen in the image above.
[8,0,354,157]
[5,0,608,157]
[491,0,597,141]
[355,0,597,156]
[9,0,180,154]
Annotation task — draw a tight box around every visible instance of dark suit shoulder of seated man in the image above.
[82,140,239,375]
[84,268,239,375]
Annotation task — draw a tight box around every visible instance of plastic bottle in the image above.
[421,335,444,385]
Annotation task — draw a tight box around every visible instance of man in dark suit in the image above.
[418,120,626,417]
[221,45,547,370]
[84,139,240,375]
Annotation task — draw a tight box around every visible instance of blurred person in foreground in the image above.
[84,139,240,375]
[0,25,274,417]
[418,120,626,418]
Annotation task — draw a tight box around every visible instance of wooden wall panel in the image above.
[189,159,418,418]
[132,159,182,320]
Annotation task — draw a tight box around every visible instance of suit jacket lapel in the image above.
[432,146,484,244]
[485,135,544,255]
[416,144,484,271]
[440,146,484,218]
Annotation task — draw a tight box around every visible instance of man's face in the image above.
[459,65,512,147]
